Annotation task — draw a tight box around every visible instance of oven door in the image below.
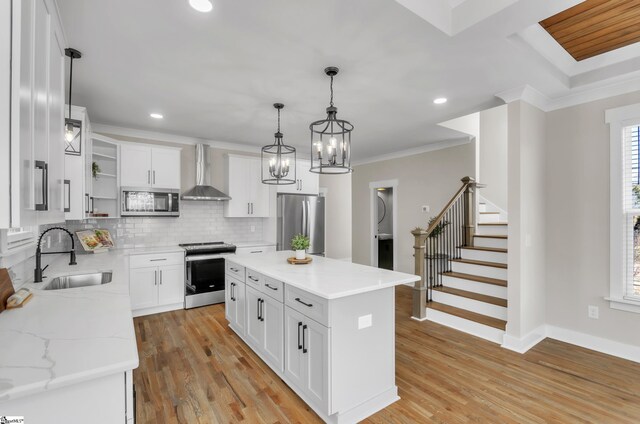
[186,254,226,296]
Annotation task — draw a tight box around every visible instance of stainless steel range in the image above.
[180,241,236,309]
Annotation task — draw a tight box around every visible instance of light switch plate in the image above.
[358,314,372,329]
[588,305,599,319]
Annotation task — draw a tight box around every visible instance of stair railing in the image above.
[411,176,480,320]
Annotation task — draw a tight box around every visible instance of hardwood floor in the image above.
[133,285,640,423]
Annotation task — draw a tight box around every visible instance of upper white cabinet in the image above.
[120,144,181,189]
[1,0,67,228]
[224,155,270,217]
[0,1,11,228]
[276,159,319,195]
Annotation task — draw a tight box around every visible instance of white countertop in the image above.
[232,240,276,248]
[227,251,419,299]
[0,249,140,402]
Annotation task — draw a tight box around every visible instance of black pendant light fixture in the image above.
[64,48,82,155]
[309,66,353,174]
[261,103,296,185]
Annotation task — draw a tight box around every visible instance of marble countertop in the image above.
[232,240,277,248]
[227,250,419,299]
[0,250,139,402]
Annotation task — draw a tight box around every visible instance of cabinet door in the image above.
[151,148,180,189]
[297,160,319,195]
[262,296,284,371]
[157,264,184,306]
[129,267,158,310]
[0,0,9,228]
[233,280,246,334]
[304,318,330,411]
[284,306,306,390]
[224,156,250,217]
[245,285,264,350]
[32,0,49,212]
[120,144,152,187]
[249,157,270,217]
[225,278,235,322]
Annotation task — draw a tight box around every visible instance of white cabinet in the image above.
[225,275,246,334]
[224,155,270,217]
[277,160,319,195]
[129,252,185,317]
[235,244,276,255]
[245,284,284,372]
[64,107,90,220]
[120,144,181,189]
[0,0,10,228]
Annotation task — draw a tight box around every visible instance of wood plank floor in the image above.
[133,285,640,423]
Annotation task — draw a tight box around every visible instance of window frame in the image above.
[607,102,640,313]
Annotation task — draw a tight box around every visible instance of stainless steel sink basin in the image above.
[44,272,113,290]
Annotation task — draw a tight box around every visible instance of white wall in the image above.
[351,142,475,273]
[479,105,508,211]
[320,173,352,260]
[545,91,640,347]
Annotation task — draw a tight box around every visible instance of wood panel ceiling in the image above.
[540,0,640,61]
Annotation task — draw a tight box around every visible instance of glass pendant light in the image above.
[64,48,82,155]
[261,103,296,185]
[309,66,353,174]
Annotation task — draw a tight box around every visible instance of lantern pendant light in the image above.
[261,103,296,185]
[64,48,82,155]
[309,66,354,174]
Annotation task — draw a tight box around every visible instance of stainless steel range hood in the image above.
[181,144,231,201]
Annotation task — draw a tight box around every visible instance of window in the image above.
[0,227,36,255]
[607,103,640,313]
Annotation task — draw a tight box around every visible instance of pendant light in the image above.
[309,67,353,174]
[64,48,82,155]
[261,103,296,185]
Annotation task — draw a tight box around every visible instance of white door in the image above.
[151,148,180,189]
[225,278,235,323]
[304,317,329,411]
[262,296,284,371]
[32,0,49,214]
[129,267,158,310]
[233,280,246,334]
[249,157,270,217]
[120,144,152,187]
[245,285,264,350]
[284,306,306,390]
[157,264,184,306]
[297,160,319,195]
[225,156,250,217]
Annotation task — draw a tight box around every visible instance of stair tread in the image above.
[461,246,507,253]
[428,302,507,330]
[480,211,500,214]
[478,222,508,226]
[451,258,507,269]
[474,234,508,239]
[433,286,507,307]
[441,271,508,287]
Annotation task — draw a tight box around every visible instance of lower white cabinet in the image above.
[235,244,276,255]
[225,274,245,334]
[245,284,284,371]
[129,252,184,317]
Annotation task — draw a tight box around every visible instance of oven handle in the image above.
[186,253,233,262]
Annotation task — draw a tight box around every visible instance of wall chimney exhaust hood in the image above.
[181,144,231,201]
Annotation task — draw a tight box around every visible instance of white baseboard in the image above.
[501,325,547,353]
[545,325,640,364]
[410,315,429,321]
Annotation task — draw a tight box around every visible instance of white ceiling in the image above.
[57,0,640,160]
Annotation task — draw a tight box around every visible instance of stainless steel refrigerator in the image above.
[277,194,325,255]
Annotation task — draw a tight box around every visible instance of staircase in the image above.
[427,200,507,344]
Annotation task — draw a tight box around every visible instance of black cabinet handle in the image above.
[260,299,265,321]
[297,322,303,350]
[230,267,239,272]
[35,160,48,211]
[302,324,308,353]
[248,276,259,282]
[257,298,261,321]
[64,180,70,212]
[230,282,235,301]
[265,284,278,291]
[295,297,313,307]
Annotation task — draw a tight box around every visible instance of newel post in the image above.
[411,228,428,320]
[461,176,476,247]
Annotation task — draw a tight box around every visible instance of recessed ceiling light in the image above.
[433,97,447,104]
[189,0,213,13]
[150,113,164,119]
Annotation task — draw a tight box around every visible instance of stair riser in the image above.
[451,262,507,280]
[479,203,487,213]
[476,225,508,236]
[479,213,501,223]
[473,237,507,249]
[426,308,505,344]
[432,292,507,320]
[461,249,507,263]
[443,276,508,298]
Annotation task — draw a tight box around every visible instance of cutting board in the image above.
[0,268,16,313]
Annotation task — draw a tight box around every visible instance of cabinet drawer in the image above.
[226,261,245,281]
[285,285,329,326]
[246,268,264,289]
[130,252,184,268]
[262,276,284,303]
[235,246,276,255]
[225,272,244,286]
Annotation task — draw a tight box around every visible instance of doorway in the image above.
[370,180,398,270]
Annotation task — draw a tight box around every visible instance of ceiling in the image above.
[540,0,640,61]
[57,0,640,161]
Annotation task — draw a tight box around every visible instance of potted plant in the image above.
[291,234,310,260]
[92,161,101,179]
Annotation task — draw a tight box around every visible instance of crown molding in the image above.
[91,123,259,153]
[352,137,472,167]
[495,85,551,111]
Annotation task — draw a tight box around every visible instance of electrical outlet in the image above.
[250,225,256,233]
[358,314,372,329]
[588,305,599,319]
[422,205,430,213]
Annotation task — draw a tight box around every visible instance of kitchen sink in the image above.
[44,272,113,290]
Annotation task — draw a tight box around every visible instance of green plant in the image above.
[427,216,449,238]
[291,234,310,251]
[92,161,101,179]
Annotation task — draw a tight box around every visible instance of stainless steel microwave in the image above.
[121,187,180,217]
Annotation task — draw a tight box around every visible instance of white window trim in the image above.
[606,102,640,313]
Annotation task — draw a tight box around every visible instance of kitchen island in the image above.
[224,251,419,424]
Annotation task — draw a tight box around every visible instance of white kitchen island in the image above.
[224,251,419,424]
